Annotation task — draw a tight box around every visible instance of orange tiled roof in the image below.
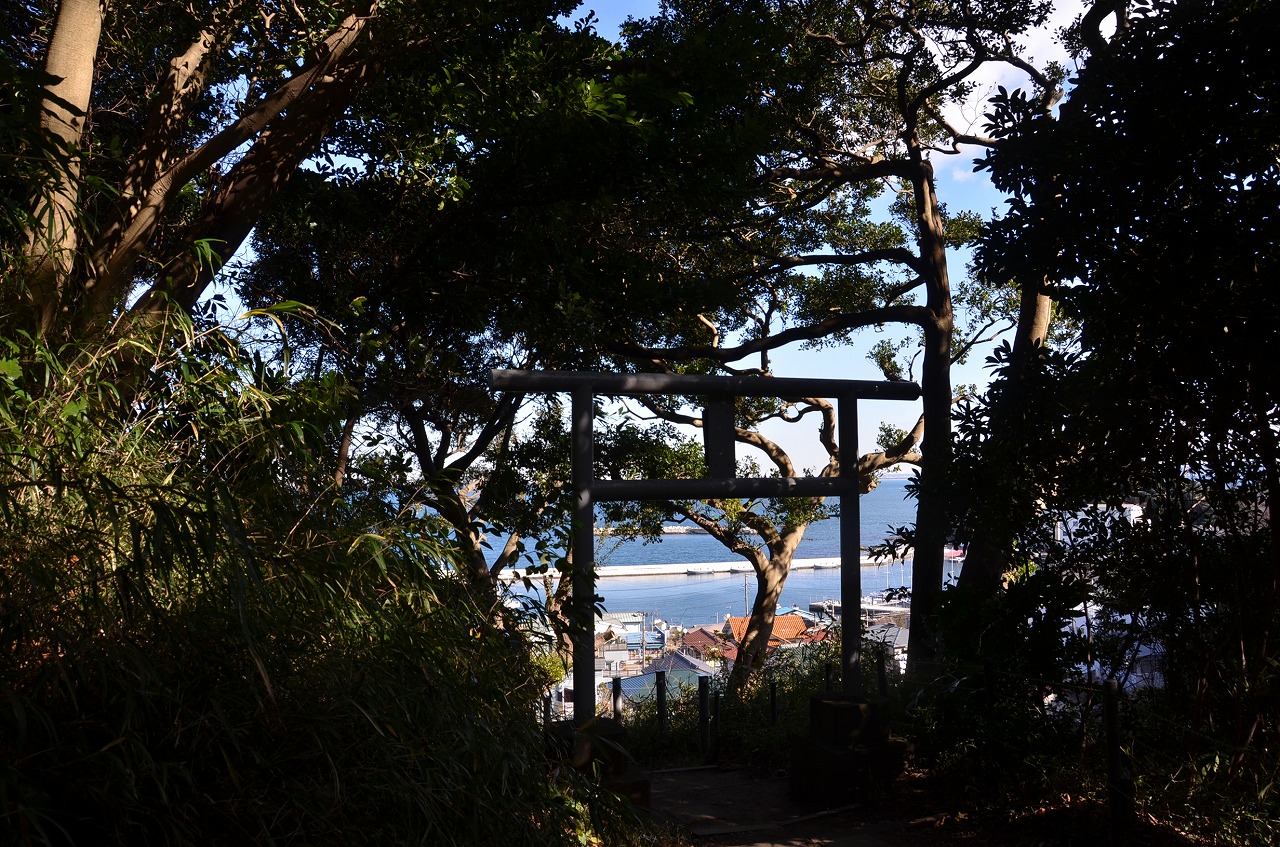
[803,626,836,643]
[724,614,810,644]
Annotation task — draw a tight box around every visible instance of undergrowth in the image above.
[0,323,655,846]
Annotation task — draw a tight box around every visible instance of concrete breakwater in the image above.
[594,525,709,535]
[501,554,908,581]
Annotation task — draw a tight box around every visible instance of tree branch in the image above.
[93,6,377,308]
[881,276,926,304]
[1081,0,1127,57]
[675,504,768,566]
[857,413,925,481]
[97,7,243,277]
[996,53,1065,112]
[448,391,523,476]
[753,248,927,278]
[608,304,934,363]
[908,50,989,122]
[128,56,378,317]
[732,425,799,479]
[760,157,915,185]
[952,317,1014,364]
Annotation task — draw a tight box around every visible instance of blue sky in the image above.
[568,1,1086,469]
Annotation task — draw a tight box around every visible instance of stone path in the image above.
[647,766,935,847]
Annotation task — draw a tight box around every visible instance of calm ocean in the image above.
[509,477,957,628]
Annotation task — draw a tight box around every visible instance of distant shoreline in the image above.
[501,552,932,581]
[595,525,709,536]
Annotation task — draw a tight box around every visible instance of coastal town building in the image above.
[678,625,725,663]
[722,613,811,650]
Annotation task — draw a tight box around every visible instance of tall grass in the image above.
[0,322,644,845]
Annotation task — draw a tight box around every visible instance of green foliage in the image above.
[948,0,1280,838]
[624,633,902,771]
[900,657,1103,813]
[711,637,848,765]
[0,321,630,846]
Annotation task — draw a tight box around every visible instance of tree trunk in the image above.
[904,155,954,678]
[541,566,574,662]
[334,401,361,489]
[727,555,789,692]
[1013,277,1052,355]
[24,0,103,334]
[955,276,1053,596]
[82,6,378,332]
[400,403,495,586]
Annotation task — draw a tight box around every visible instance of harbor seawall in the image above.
[501,555,908,581]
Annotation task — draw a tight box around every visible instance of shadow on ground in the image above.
[647,765,929,847]
[646,765,1205,847]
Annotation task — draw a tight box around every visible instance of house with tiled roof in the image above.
[865,622,909,659]
[776,605,820,625]
[802,624,837,644]
[679,626,725,661]
[613,668,705,702]
[642,651,715,677]
[722,613,811,646]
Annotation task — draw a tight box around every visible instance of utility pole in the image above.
[641,612,647,668]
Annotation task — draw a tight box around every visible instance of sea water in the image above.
[509,477,954,628]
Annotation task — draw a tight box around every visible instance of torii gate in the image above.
[490,369,921,721]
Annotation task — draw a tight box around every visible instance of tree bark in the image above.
[88,20,229,300]
[955,276,1053,596]
[727,551,791,691]
[24,0,103,334]
[1013,277,1052,355]
[81,5,378,330]
[334,400,361,490]
[904,152,954,678]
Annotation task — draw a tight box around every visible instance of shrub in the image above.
[0,324,632,846]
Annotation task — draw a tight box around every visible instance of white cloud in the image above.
[943,0,1088,132]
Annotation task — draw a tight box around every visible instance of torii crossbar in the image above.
[489,369,921,721]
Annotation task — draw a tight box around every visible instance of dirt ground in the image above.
[646,765,1201,847]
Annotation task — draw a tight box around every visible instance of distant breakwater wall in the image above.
[594,526,709,535]
[501,555,909,581]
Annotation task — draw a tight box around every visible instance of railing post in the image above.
[713,692,721,738]
[838,394,863,696]
[656,670,668,737]
[612,677,623,721]
[824,661,834,692]
[876,644,889,698]
[698,676,711,759]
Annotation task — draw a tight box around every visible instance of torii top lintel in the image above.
[490,369,921,402]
